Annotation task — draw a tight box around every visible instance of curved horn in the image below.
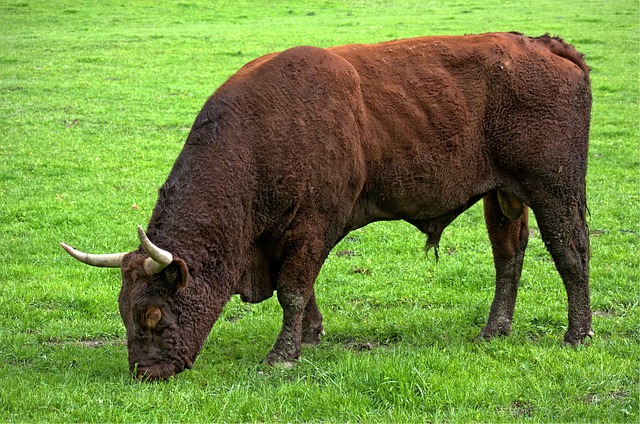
[60,242,126,268]
[137,226,173,274]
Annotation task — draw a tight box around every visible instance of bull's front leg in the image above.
[267,287,325,366]
[302,293,324,345]
[266,232,328,366]
[266,288,308,366]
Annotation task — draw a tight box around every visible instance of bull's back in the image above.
[328,33,590,221]
[207,33,589,228]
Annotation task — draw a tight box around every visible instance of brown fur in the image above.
[110,32,591,380]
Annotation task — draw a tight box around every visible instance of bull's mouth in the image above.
[135,366,174,381]
[133,357,193,381]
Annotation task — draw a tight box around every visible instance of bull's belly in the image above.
[379,182,488,220]
[349,182,490,232]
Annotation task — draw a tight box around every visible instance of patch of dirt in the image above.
[444,246,457,255]
[47,338,125,348]
[223,312,245,323]
[331,335,403,352]
[64,118,79,128]
[345,340,379,352]
[508,400,535,417]
[593,309,619,318]
[335,250,357,258]
[586,390,630,404]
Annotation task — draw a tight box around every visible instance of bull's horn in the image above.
[60,242,126,268]
[137,226,173,274]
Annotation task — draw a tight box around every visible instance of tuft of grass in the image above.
[1,0,638,422]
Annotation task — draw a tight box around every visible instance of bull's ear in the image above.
[165,259,189,290]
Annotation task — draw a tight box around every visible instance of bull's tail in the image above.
[512,32,590,76]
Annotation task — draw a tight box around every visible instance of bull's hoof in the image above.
[563,328,594,346]
[478,323,511,340]
[265,351,298,368]
[302,325,325,346]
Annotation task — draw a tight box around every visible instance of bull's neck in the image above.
[145,142,254,291]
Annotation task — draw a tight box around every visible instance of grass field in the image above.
[1,0,638,422]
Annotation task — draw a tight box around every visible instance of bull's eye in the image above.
[144,307,162,329]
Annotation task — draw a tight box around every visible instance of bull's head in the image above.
[61,227,194,380]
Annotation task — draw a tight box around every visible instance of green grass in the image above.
[1,0,638,422]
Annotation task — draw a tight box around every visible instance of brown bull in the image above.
[62,32,592,380]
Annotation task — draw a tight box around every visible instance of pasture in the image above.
[1,0,638,422]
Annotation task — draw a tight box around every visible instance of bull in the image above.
[61,32,592,380]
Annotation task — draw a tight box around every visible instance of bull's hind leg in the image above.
[533,197,592,345]
[480,191,529,339]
